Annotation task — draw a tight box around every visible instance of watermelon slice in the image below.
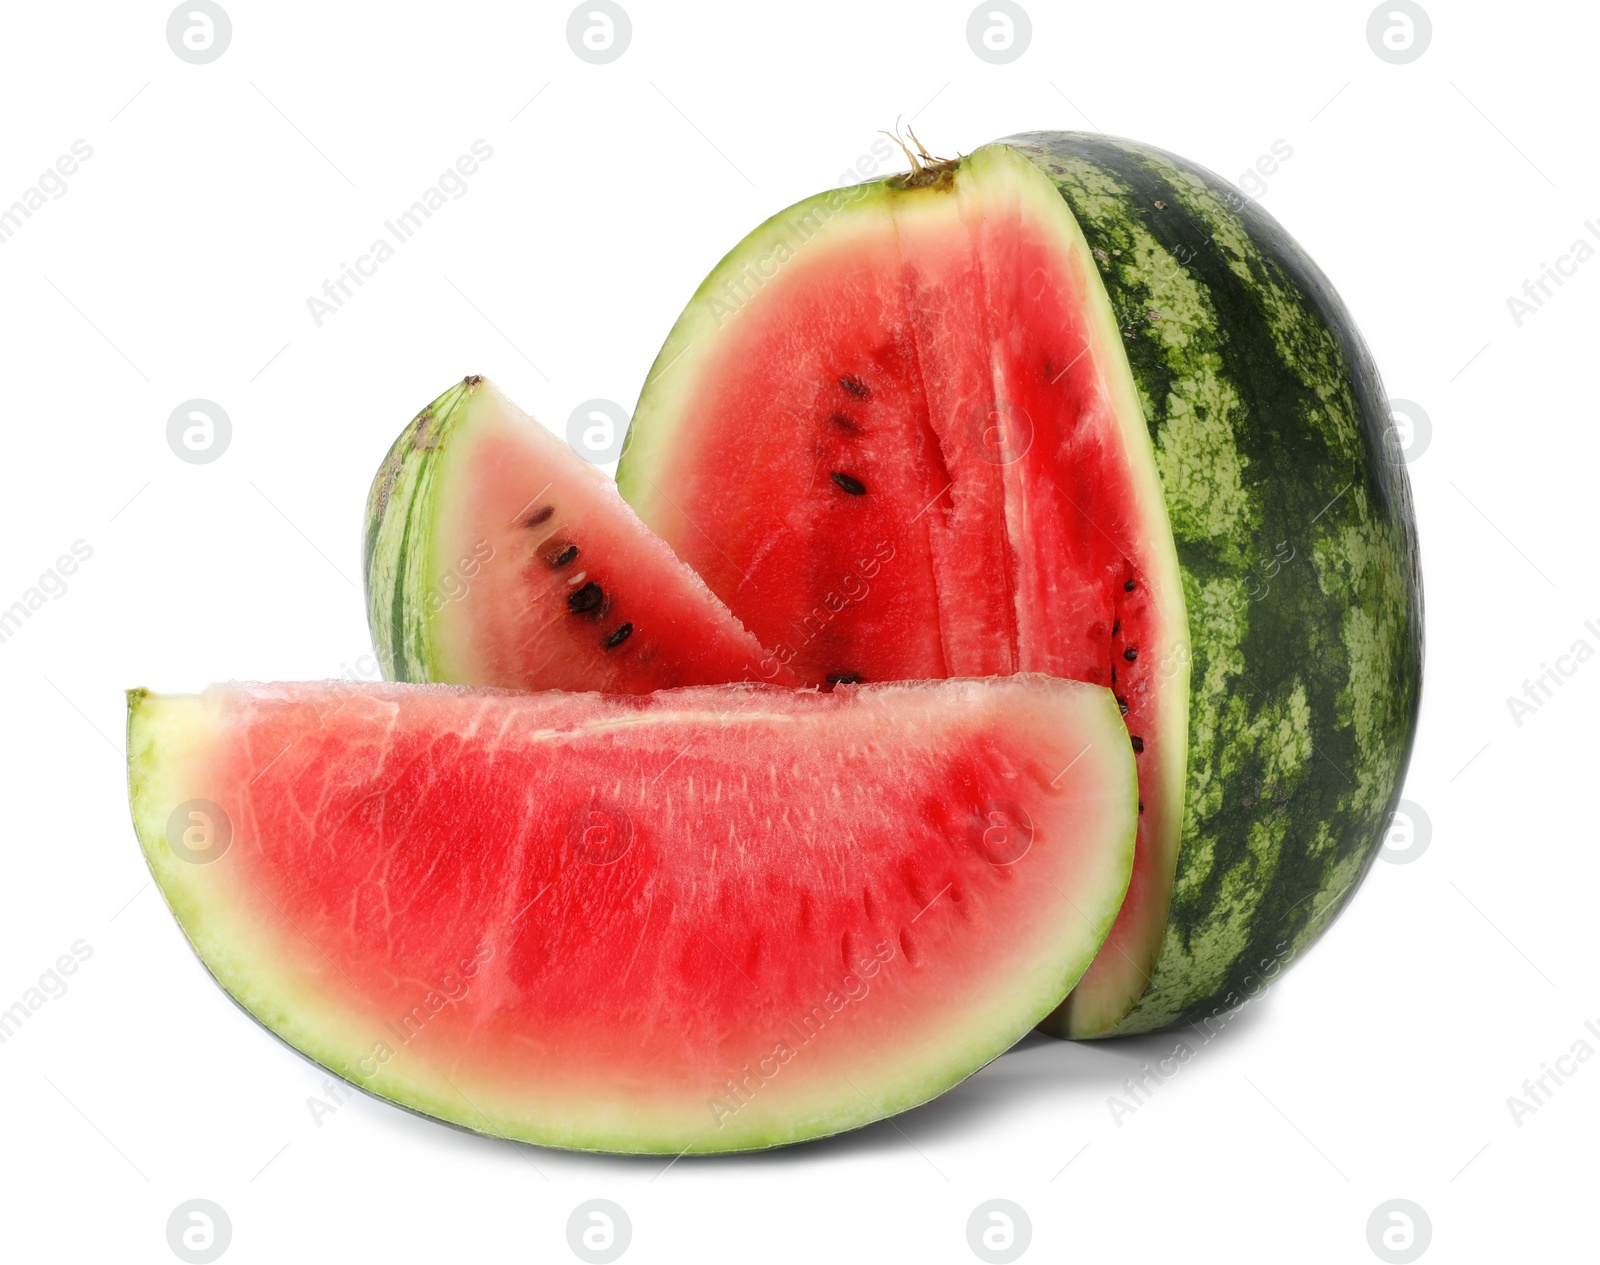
[364,376,792,693]
[618,135,1422,1038]
[618,143,1189,1037]
[127,675,1136,1153]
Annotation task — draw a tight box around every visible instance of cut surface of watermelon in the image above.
[364,376,790,694]
[619,144,1189,1037]
[128,676,1135,1153]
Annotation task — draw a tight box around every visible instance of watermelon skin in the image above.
[1003,134,1423,1035]
[363,377,468,679]
[127,676,1137,1152]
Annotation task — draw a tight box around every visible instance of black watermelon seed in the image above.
[545,542,579,568]
[1112,619,1121,635]
[1138,799,1145,813]
[827,672,863,686]
[840,376,869,398]
[1124,578,1136,592]
[1117,697,1129,715]
[603,622,633,649]
[526,505,554,527]
[831,472,867,496]
[1130,735,1145,753]
[1123,647,1138,662]
[829,411,860,434]
[567,582,604,614]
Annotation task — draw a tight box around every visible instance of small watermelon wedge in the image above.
[127,675,1135,1153]
[364,376,791,693]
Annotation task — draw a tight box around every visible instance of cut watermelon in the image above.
[619,135,1422,1037]
[127,675,1135,1153]
[619,144,1189,1038]
[364,376,791,693]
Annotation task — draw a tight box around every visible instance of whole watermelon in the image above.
[617,130,1423,1037]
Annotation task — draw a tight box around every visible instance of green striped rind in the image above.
[362,379,476,682]
[1001,133,1422,1035]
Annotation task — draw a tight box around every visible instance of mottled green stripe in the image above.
[1003,133,1422,1034]
[363,379,475,682]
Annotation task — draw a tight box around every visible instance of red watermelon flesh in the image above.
[618,147,1189,1036]
[128,676,1136,1153]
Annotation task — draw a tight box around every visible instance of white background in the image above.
[0,1,1594,1261]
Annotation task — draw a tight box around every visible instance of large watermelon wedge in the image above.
[617,133,1423,1037]
[127,675,1136,1153]
[364,376,791,693]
